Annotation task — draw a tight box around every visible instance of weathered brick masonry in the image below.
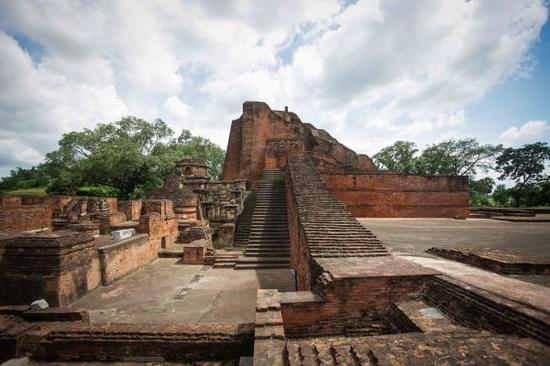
[281,156,438,338]
[0,231,101,307]
[286,156,389,289]
[427,247,550,275]
[223,102,376,185]
[223,101,468,217]
[322,172,469,218]
[0,204,51,231]
[97,233,159,285]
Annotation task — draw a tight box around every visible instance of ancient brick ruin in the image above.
[0,101,548,365]
[224,101,469,218]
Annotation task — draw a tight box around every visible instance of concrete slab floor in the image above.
[359,218,550,287]
[68,258,295,324]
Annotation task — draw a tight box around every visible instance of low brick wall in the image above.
[322,172,469,218]
[0,204,52,231]
[427,247,550,275]
[97,234,160,285]
[424,275,550,346]
[0,231,101,307]
[280,261,434,337]
[34,323,254,362]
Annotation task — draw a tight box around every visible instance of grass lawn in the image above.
[5,186,48,195]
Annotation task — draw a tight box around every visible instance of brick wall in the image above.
[0,205,52,231]
[137,200,179,248]
[280,265,432,337]
[264,138,305,170]
[97,234,160,285]
[33,323,254,362]
[223,101,296,184]
[118,200,142,221]
[424,275,550,346]
[0,196,22,206]
[222,102,373,185]
[322,172,469,217]
[0,231,101,307]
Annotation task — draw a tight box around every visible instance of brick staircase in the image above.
[287,157,389,258]
[213,252,240,268]
[235,170,290,269]
[233,190,256,247]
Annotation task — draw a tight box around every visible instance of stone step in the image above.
[310,253,389,258]
[158,249,183,258]
[236,256,289,264]
[249,227,289,231]
[248,237,290,242]
[246,244,290,249]
[244,252,290,258]
[215,255,240,260]
[234,263,289,270]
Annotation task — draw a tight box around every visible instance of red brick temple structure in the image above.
[0,101,548,365]
[224,101,469,218]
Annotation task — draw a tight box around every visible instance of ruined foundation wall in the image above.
[97,234,160,285]
[32,323,254,362]
[138,199,179,248]
[322,172,469,217]
[0,204,51,231]
[223,102,374,185]
[280,274,431,337]
[223,102,296,184]
[0,231,101,307]
[424,275,550,346]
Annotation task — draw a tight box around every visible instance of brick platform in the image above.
[427,247,550,275]
[284,332,548,365]
[0,230,101,307]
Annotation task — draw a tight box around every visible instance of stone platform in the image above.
[68,258,294,324]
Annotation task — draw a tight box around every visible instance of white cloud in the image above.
[499,120,550,146]
[0,0,547,177]
[0,31,128,175]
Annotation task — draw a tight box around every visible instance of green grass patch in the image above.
[5,186,48,196]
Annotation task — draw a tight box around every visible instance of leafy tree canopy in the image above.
[372,141,418,173]
[1,116,225,199]
[416,139,502,177]
[469,177,495,206]
[495,142,550,206]
[372,138,502,177]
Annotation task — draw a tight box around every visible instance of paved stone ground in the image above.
[359,218,550,287]
[68,258,295,324]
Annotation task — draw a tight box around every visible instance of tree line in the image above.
[372,140,550,207]
[0,117,225,199]
[1,116,548,207]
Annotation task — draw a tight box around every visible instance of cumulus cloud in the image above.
[499,120,550,146]
[0,0,548,176]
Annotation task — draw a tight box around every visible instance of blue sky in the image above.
[467,20,550,143]
[0,0,549,178]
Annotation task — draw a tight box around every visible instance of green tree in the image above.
[492,184,513,206]
[416,139,502,177]
[469,177,495,206]
[495,142,550,206]
[42,117,225,199]
[372,141,418,173]
[0,166,50,192]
